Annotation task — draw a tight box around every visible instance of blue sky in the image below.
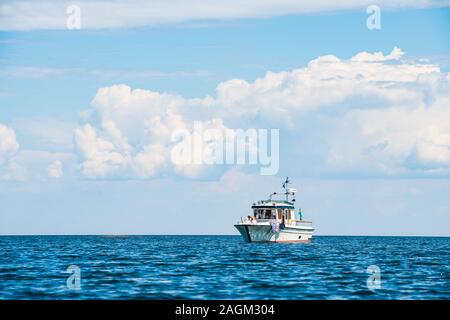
[0,2,450,235]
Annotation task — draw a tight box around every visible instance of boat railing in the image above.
[238,217,312,227]
[294,220,313,228]
[239,216,258,224]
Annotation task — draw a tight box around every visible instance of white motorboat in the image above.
[234,178,314,243]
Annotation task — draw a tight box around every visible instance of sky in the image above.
[0,1,450,235]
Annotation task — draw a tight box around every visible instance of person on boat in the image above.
[280,215,286,229]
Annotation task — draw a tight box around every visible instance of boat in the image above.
[234,177,314,243]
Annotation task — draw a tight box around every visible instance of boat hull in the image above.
[234,224,313,243]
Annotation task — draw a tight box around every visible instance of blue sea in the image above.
[0,236,448,300]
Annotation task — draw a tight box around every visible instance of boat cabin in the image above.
[251,200,297,222]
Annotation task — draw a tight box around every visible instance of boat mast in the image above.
[282,177,290,201]
[270,177,296,203]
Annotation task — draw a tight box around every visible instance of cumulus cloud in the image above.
[351,46,405,62]
[74,87,165,179]
[0,123,25,180]
[1,0,447,31]
[0,123,19,165]
[326,94,450,176]
[74,123,129,178]
[74,87,231,179]
[47,160,64,178]
[212,47,439,121]
[74,48,450,179]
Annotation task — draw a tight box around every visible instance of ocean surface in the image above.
[0,235,448,300]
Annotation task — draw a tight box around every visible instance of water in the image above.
[0,236,448,299]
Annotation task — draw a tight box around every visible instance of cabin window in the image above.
[277,209,283,219]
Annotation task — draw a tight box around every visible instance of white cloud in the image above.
[0,123,19,165]
[0,123,25,180]
[74,47,450,179]
[74,82,246,179]
[2,48,446,181]
[74,123,129,178]
[74,96,230,179]
[90,84,186,144]
[209,47,440,125]
[350,46,404,62]
[1,0,448,31]
[133,144,167,178]
[47,160,64,178]
[74,86,186,178]
[326,94,450,176]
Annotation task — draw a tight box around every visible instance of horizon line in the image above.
[0,234,449,238]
